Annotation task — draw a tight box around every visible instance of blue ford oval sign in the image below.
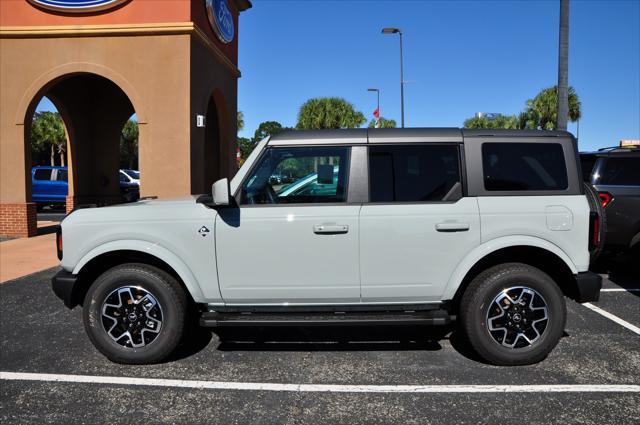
[206,0,235,44]
[27,0,129,13]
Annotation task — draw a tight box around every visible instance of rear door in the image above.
[359,143,480,302]
[50,168,69,202]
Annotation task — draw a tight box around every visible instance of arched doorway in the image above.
[24,73,138,212]
[191,91,227,194]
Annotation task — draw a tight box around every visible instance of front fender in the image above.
[441,235,578,300]
[72,240,207,303]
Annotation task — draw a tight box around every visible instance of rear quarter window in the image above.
[33,169,52,181]
[482,143,568,191]
[597,157,640,186]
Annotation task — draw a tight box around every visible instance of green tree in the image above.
[522,86,581,130]
[463,114,521,129]
[120,119,139,169]
[237,121,292,162]
[237,136,253,165]
[462,86,581,131]
[368,117,397,128]
[237,111,244,133]
[296,97,366,129]
[31,111,67,166]
[252,120,290,142]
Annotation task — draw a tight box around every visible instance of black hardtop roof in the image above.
[268,128,574,144]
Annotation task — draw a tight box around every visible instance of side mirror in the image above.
[211,178,231,206]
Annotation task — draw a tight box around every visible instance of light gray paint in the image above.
[60,129,591,308]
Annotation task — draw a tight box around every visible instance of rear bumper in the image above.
[51,269,80,309]
[574,271,602,303]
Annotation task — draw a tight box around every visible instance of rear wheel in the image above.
[459,263,566,366]
[83,264,187,364]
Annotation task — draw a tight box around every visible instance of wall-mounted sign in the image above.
[206,0,235,44]
[27,0,129,13]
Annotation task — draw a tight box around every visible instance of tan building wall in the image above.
[0,0,251,237]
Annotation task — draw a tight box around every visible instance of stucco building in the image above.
[0,0,251,237]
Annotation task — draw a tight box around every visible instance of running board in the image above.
[199,310,452,327]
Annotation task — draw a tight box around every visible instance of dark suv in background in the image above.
[580,146,640,254]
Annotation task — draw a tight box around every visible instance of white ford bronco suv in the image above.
[52,128,603,366]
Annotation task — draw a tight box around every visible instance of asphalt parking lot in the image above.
[1,266,638,424]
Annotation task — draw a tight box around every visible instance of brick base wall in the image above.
[0,203,37,238]
[66,196,76,214]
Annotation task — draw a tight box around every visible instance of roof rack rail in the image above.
[597,145,639,151]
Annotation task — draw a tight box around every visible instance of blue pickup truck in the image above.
[31,166,140,209]
[31,166,68,209]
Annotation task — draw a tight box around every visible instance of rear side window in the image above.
[369,144,461,202]
[482,143,568,191]
[597,157,640,185]
[56,170,68,182]
[33,169,52,181]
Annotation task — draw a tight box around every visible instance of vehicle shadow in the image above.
[165,327,213,362]
[213,325,449,353]
[592,248,640,298]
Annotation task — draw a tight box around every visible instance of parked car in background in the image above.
[580,146,640,254]
[120,169,140,186]
[31,166,68,209]
[119,170,140,202]
[32,166,140,207]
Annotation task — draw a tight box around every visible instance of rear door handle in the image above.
[435,222,470,232]
[314,224,349,234]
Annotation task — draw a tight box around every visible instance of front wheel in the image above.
[459,263,566,366]
[83,264,187,364]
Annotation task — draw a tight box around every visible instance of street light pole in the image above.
[382,27,405,128]
[367,88,380,113]
[399,31,404,128]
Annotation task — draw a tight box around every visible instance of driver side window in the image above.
[241,146,350,205]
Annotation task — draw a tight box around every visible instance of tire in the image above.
[459,263,566,366]
[583,182,606,262]
[83,263,187,364]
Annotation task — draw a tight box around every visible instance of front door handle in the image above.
[313,224,349,234]
[435,222,470,232]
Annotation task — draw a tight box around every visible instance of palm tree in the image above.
[237,111,244,133]
[296,97,366,129]
[557,0,570,130]
[368,117,397,128]
[31,111,67,166]
[523,86,581,130]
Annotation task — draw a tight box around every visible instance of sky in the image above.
[37,0,640,151]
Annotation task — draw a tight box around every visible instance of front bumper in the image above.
[574,271,602,303]
[52,269,80,309]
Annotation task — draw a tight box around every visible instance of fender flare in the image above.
[441,235,578,300]
[73,240,206,303]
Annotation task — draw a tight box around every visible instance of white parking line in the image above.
[582,303,640,335]
[1,372,638,393]
[600,288,640,292]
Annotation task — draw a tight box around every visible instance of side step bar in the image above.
[199,310,452,328]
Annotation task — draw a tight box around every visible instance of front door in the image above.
[359,143,481,302]
[215,145,360,305]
